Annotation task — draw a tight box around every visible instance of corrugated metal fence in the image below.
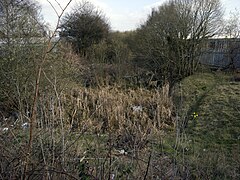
[199,38,240,69]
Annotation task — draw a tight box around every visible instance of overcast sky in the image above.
[36,0,240,31]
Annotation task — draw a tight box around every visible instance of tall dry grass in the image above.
[65,83,173,132]
[0,82,175,179]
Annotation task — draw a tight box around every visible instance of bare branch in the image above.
[46,0,59,17]
[54,0,63,11]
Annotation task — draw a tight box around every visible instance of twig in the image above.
[108,130,112,180]
[144,151,152,180]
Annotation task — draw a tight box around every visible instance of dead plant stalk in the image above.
[23,0,73,178]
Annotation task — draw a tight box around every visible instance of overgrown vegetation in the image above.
[131,0,223,82]
[0,0,239,179]
[173,72,240,179]
[60,1,110,56]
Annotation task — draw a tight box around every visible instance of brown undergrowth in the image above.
[66,83,173,133]
[0,83,176,179]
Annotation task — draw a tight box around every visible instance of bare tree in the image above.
[0,0,46,47]
[134,0,223,82]
[222,10,240,70]
[224,10,240,38]
[0,0,47,117]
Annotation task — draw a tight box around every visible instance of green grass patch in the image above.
[172,72,240,178]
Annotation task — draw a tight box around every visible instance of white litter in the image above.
[22,122,29,129]
[2,127,9,132]
[132,105,143,112]
[118,149,127,155]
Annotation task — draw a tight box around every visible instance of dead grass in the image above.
[0,83,176,179]
[2,71,239,179]
[66,83,173,133]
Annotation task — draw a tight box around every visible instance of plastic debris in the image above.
[22,122,29,129]
[132,105,143,112]
[2,127,9,132]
